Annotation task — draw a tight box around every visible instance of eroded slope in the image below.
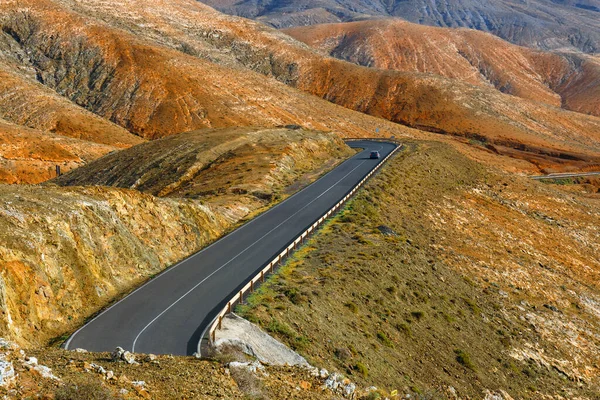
[0,119,120,184]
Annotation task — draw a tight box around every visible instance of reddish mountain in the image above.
[285,20,600,118]
[0,0,598,174]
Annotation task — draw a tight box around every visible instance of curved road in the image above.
[64,140,397,355]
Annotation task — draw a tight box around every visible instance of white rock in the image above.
[484,390,515,400]
[74,348,88,353]
[25,356,37,365]
[343,382,356,397]
[319,368,329,378]
[112,347,125,361]
[132,380,146,388]
[214,314,309,367]
[119,388,129,395]
[0,339,16,351]
[229,360,265,374]
[106,370,114,380]
[112,347,137,364]
[0,355,15,388]
[121,351,137,364]
[32,364,60,381]
[90,363,106,375]
[324,373,344,391]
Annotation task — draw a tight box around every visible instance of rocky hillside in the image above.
[0,339,357,399]
[0,128,351,348]
[1,0,599,174]
[285,19,600,118]
[240,140,600,398]
[200,0,600,53]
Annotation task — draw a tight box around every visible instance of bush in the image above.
[411,310,425,320]
[395,322,412,337]
[345,302,359,313]
[266,318,295,338]
[454,349,476,371]
[354,361,369,377]
[376,331,394,348]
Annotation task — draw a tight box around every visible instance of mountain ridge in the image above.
[198,0,600,53]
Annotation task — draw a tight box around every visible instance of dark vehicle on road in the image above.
[370,151,380,159]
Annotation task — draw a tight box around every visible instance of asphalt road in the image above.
[531,171,600,180]
[64,140,397,355]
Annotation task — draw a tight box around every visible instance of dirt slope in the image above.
[0,127,352,348]
[285,20,600,117]
[240,141,600,398]
[0,119,120,184]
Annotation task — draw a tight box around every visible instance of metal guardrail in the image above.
[531,171,600,180]
[203,141,402,349]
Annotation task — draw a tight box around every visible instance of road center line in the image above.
[131,159,368,352]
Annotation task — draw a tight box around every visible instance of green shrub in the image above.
[354,361,369,377]
[376,331,394,348]
[454,349,475,371]
[411,310,425,320]
[345,302,359,313]
[395,322,412,337]
[55,381,117,400]
[266,318,295,338]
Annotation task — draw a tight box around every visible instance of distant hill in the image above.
[285,19,600,118]
[198,0,600,53]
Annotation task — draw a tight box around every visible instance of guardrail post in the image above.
[218,315,223,330]
[261,270,265,282]
[211,329,216,342]
[250,280,254,292]
[239,290,243,305]
[227,302,231,313]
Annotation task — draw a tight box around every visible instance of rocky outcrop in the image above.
[0,64,142,148]
[214,314,310,366]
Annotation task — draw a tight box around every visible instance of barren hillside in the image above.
[1,0,599,174]
[285,20,600,117]
[0,119,120,184]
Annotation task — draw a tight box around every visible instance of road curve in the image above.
[64,140,397,355]
[531,171,600,180]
